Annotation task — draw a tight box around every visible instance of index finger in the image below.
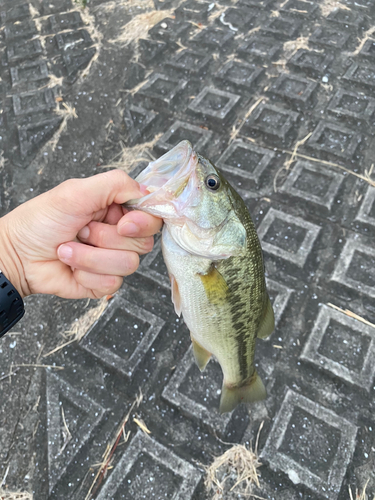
[118,210,163,238]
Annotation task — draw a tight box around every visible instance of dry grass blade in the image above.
[328,303,375,329]
[133,417,151,434]
[85,389,143,500]
[349,479,375,500]
[273,132,311,192]
[103,135,161,173]
[109,9,174,46]
[0,491,33,500]
[229,97,265,144]
[320,0,351,16]
[205,423,264,499]
[43,296,109,358]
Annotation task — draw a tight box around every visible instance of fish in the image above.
[126,140,274,413]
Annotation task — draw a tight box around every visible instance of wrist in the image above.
[0,214,29,298]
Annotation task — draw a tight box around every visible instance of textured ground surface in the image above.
[1,0,375,499]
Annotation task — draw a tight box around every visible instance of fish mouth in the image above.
[126,140,197,217]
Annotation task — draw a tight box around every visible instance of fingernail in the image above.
[58,244,73,260]
[120,221,139,236]
[140,184,150,195]
[78,226,90,240]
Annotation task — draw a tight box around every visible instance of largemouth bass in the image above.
[127,140,274,413]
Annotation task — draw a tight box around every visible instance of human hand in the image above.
[0,170,162,299]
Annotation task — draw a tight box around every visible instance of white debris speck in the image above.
[288,470,300,484]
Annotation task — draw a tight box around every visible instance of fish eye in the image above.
[205,174,220,191]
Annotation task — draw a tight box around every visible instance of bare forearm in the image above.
[0,214,29,298]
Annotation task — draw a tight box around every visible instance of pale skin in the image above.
[0,170,162,299]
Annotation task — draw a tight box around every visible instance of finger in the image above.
[73,269,123,297]
[104,203,124,225]
[52,170,146,216]
[77,221,154,255]
[57,241,139,276]
[118,211,163,237]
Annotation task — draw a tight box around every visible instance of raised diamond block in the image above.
[266,278,294,329]
[238,35,281,61]
[327,88,375,123]
[175,0,214,22]
[80,295,165,378]
[188,86,240,123]
[166,49,211,75]
[327,7,365,28]
[288,49,334,77]
[359,38,375,60]
[217,7,256,31]
[18,117,63,161]
[279,160,344,210]
[7,39,43,62]
[216,140,275,187]
[343,62,375,91]
[148,18,191,42]
[12,89,55,116]
[268,73,317,109]
[10,61,49,87]
[330,233,375,299]
[139,39,167,64]
[191,27,235,49]
[46,372,105,494]
[162,346,233,434]
[261,389,357,500]
[156,120,213,154]
[301,304,375,390]
[49,11,83,32]
[0,3,30,23]
[257,207,321,267]
[4,19,37,40]
[54,29,92,51]
[96,431,201,500]
[123,105,157,144]
[310,26,350,49]
[244,102,299,142]
[217,60,264,90]
[136,73,187,108]
[280,0,318,17]
[356,186,375,227]
[262,16,301,40]
[307,121,362,160]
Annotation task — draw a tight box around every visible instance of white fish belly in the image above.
[162,226,244,384]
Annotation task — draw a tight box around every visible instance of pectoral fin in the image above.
[191,337,212,371]
[199,264,229,305]
[219,371,266,414]
[257,294,275,340]
[169,274,182,317]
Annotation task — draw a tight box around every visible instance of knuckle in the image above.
[96,226,107,248]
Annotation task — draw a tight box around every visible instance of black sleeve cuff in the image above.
[0,271,25,338]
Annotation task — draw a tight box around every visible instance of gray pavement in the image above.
[1,0,375,498]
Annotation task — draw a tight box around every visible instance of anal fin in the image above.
[191,337,212,372]
[257,294,275,339]
[219,370,266,414]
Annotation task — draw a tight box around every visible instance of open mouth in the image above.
[126,140,195,212]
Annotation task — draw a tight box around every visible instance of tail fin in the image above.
[219,371,266,414]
